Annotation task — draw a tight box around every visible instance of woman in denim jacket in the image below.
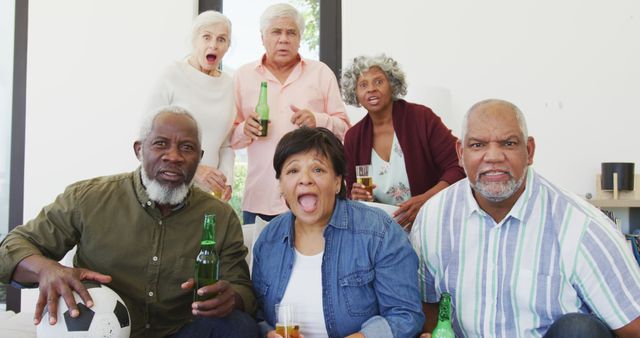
[252,127,424,338]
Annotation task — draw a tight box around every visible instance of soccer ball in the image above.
[37,282,131,338]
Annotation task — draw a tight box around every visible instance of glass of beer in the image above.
[356,164,373,195]
[275,303,300,338]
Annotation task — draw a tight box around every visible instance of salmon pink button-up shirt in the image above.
[232,55,350,216]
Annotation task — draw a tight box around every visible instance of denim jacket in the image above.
[252,199,424,338]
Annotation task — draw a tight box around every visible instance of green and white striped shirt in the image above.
[411,167,640,337]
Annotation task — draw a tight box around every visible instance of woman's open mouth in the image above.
[298,193,318,213]
[206,53,217,64]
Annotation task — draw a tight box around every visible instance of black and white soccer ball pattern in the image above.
[37,282,131,338]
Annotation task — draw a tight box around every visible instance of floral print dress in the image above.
[371,133,412,205]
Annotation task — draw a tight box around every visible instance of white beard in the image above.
[140,166,191,205]
[470,168,527,202]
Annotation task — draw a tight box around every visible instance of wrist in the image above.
[15,254,58,284]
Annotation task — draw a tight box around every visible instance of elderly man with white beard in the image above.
[411,99,640,338]
[0,106,257,338]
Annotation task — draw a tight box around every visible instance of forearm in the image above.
[313,112,349,141]
[230,122,252,149]
[359,315,393,338]
[12,254,60,284]
[439,165,466,185]
[422,302,439,333]
[218,143,235,181]
[372,229,425,337]
[0,234,39,284]
[614,315,640,338]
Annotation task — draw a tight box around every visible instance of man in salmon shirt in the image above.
[231,3,350,225]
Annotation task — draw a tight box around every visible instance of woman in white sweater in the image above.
[146,10,235,200]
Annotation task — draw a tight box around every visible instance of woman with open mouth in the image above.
[341,54,465,231]
[146,10,235,201]
[251,127,424,338]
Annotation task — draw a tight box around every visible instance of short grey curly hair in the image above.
[260,3,305,37]
[138,105,201,144]
[340,54,408,107]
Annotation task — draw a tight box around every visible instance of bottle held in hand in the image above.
[194,213,219,301]
[255,81,270,137]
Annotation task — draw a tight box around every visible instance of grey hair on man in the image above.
[460,98,529,142]
[340,54,408,107]
[138,105,202,144]
[260,3,305,36]
[191,10,232,49]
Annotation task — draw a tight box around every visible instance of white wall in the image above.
[343,0,640,199]
[24,0,195,219]
[20,1,640,222]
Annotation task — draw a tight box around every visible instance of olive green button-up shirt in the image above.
[0,169,255,337]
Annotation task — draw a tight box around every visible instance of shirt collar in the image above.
[328,198,350,229]
[463,167,537,226]
[506,167,537,223]
[463,180,484,218]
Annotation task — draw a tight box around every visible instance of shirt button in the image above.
[146,201,152,206]
[148,291,154,297]
[152,256,158,262]
[145,324,151,329]
[158,220,163,225]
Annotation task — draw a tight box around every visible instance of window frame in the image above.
[200,0,342,78]
[7,0,28,312]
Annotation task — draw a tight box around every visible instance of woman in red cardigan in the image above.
[341,54,465,230]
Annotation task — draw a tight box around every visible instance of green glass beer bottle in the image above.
[432,292,455,338]
[194,213,219,301]
[255,81,269,137]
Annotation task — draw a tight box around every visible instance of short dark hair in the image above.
[273,127,347,199]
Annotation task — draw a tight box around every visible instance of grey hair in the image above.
[138,105,202,144]
[260,3,305,37]
[460,99,528,141]
[340,54,408,107]
[191,10,232,49]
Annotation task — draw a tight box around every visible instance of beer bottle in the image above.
[432,292,455,338]
[194,213,219,301]
[255,81,269,137]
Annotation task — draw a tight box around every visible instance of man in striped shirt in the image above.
[411,99,640,337]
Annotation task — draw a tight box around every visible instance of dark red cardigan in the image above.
[344,99,466,199]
